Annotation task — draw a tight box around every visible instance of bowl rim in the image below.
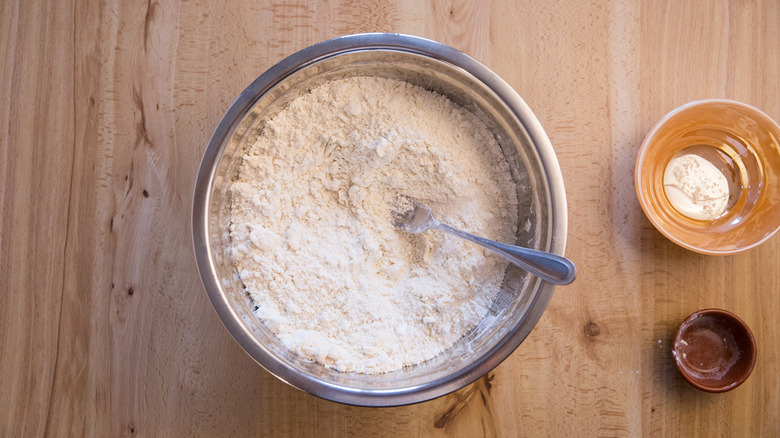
[634,98,780,255]
[192,33,569,406]
[672,308,757,393]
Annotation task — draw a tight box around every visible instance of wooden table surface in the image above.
[2,1,779,436]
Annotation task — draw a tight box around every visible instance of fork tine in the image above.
[390,209,409,228]
[389,198,415,229]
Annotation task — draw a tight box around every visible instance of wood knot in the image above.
[142,189,149,198]
[434,372,496,429]
[128,287,134,296]
[583,321,600,337]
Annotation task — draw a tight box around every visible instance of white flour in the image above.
[229,76,518,374]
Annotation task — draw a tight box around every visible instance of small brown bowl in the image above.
[672,309,756,392]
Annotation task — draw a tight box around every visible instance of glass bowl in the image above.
[192,34,569,406]
[635,100,780,255]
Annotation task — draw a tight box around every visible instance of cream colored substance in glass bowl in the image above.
[663,153,730,220]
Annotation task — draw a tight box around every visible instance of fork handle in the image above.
[434,222,577,285]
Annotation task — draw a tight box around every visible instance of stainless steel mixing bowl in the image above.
[193,33,568,406]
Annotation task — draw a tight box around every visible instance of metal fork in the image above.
[391,200,576,285]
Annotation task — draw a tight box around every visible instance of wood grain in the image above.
[2,0,779,436]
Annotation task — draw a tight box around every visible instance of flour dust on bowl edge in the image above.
[192,33,569,406]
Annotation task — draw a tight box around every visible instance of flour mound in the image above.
[229,76,518,374]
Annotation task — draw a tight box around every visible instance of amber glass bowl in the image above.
[636,100,780,255]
